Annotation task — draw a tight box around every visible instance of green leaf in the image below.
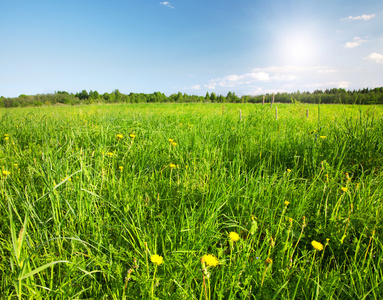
[20,260,71,280]
[17,213,29,261]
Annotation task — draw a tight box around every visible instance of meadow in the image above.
[0,102,382,299]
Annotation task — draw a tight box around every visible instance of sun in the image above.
[279,30,320,66]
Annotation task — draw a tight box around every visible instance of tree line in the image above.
[1,87,382,108]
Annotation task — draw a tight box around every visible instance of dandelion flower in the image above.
[229,231,240,242]
[168,138,174,142]
[2,170,10,176]
[107,152,114,157]
[129,134,136,138]
[4,137,9,140]
[266,258,273,264]
[169,163,176,169]
[119,166,123,170]
[311,240,324,251]
[284,201,290,206]
[116,134,123,139]
[341,187,348,192]
[151,254,164,266]
[171,142,177,146]
[320,136,326,139]
[287,169,291,172]
[202,254,219,267]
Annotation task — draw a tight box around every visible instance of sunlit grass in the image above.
[0,103,382,299]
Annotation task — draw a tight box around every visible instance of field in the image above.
[1,103,383,299]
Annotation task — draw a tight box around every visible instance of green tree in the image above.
[78,90,89,100]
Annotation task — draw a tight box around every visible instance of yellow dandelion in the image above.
[287,169,291,172]
[284,201,290,206]
[107,152,114,157]
[13,164,18,168]
[168,138,174,142]
[150,254,164,266]
[202,254,219,267]
[4,137,9,140]
[169,163,176,169]
[129,134,136,138]
[266,258,273,264]
[116,134,123,139]
[119,166,123,170]
[311,240,324,251]
[341,187,348,192]
[2,170,10,176]
[171,142,177,146]
[229,231,240,242]
[320,136,326,139]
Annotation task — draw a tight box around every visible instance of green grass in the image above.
[1,103,382,299]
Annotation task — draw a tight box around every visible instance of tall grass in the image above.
[0,103,382,299]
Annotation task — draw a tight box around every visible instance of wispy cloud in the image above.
[190,84,201,90]
[365,52,383,64]
[203,66,336,90]
[160,1,174,9]
[344,37,367,48]
[342,14,375,21]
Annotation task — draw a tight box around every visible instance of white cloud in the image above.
[282,81,351,91]
[342,14,375,21]
[344,37,367,48]
[365,52,383,64]
[203,66,337,91]
[160,2,174,9]
[190,84,201,90]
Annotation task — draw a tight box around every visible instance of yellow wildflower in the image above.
[129,134,136,138]
[341,187,348,192]
[266,258,273,264]
[169,163,176,169]
[107,152,114,157]
[202,254,219,267]
[287,169,291,172]
[116,134,123,139]
[284,201,290,206]
[13,164,18,168]
[229,231,240,242]
[2,170,10,176]
[320,136,326,139]
[150,254,164,266]
[119,166,123,170]
[168,138,174,142]
[4,137,9,140]
[311,240,324,251]
[171,142,177,146]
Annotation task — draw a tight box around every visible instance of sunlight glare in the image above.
[280,30,319,66]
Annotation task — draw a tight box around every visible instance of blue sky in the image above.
[1,0,382,97]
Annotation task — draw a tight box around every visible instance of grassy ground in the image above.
[1,103,382,299]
